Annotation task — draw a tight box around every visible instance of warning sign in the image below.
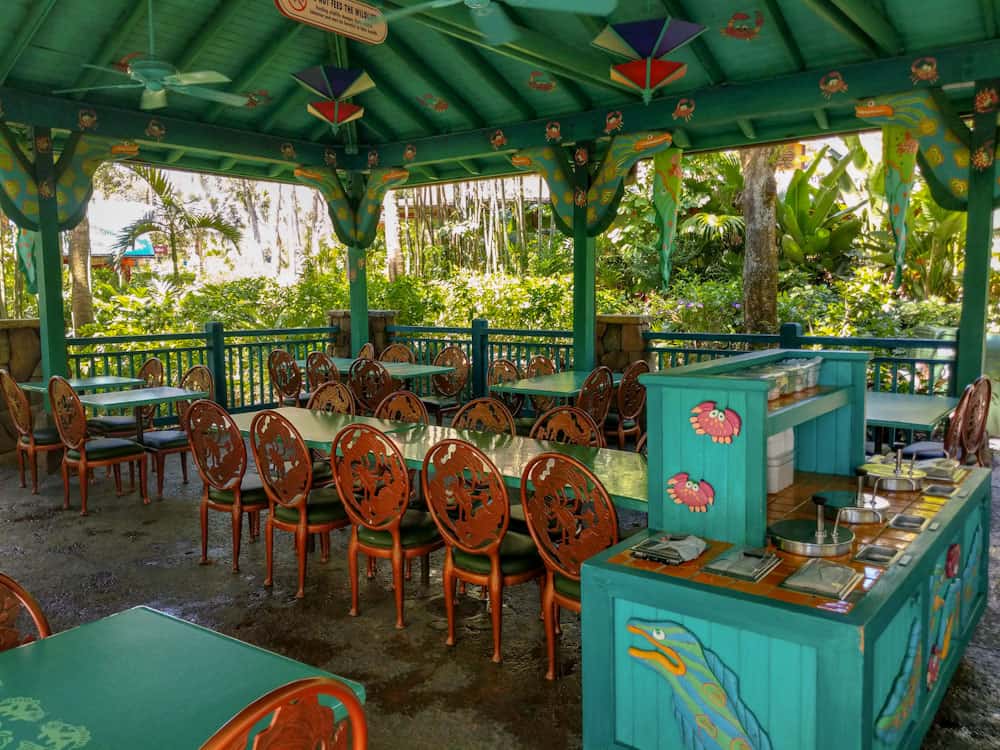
[274,0,388,45]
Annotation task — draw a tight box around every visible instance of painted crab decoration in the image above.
[545,121,562,143]
[34,134,52,154]
[672,98,695,122]
[403,143,417,161]
[367,149,379,168]
[910,57,939,85]
[38,179,54,199]
[721,10,764,40]
[573,188,587,207]
[490,129,507,150]
[689,401,742,444]
[280,142,296,161]
[418,93,449,112]
[145,119,166,140]
[974,87,999,114]
[244,89,271,108]
[77,108,98,131]
[667,472,715,513]
[896,132,919,156]
[324,148,337,167]
[604,110,624,134]
[972,142,995,172]
[528,71,556,92]
[819,71,848,99]
[573,146,588,167]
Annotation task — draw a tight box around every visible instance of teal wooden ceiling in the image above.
[0,0,997,184]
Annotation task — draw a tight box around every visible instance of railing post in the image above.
[471,318,489,398]
[205,321,227,408]
[779,322,803,350]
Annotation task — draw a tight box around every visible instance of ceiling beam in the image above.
[204,23,305,122]
[814,108,830,129]
[828,0,903,56]
[799,0,881,57]
[457,160,480,175]
[437,37,536,120]
[165,149,186,163]
[671,128,691,148]
[66,0,148,97]
[762,0,806,70]
[659,0,726,84]
[981,0,998,37]
[174,0,245,71]
[0,0,59,86]
[736,118,756,139]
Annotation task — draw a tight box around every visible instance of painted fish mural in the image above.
[627,619,773,750]
[874,617,922,743]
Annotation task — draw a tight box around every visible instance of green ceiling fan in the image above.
[377,0,618,45]
[53,0,249,111]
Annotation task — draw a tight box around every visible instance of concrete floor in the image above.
[1,453,998,750]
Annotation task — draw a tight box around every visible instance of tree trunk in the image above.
[740,147,779,333]
[384,189,403,281]
[67,214,94,331]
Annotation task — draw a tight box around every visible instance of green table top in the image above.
[297,358,455,378]
[865,391,959,431]
[232,406,417,446]
[489,370,624,398]
[0,606,364,749]
[77,386,209,410]
[18,375,145,394]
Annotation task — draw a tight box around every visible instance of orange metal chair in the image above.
[0,572,51,651]
[521,453,619,680]
[374,390,429,424]
[0,368,62,494]
[902,382,972,461]
[379,342,416,364]
[306,350,340,391]
[962,375,992,466]
[525,354,557,415]
[451,397,516,436]
[332,425,442,628]
[487,358,525,418]
[268,349,304,406]
[421,345,470,425]
[530,406,606,448]
[348,359,393,415]
[250,410,350,598]
[49,375,149,515]
[357,342,376,360]
[200,676,367,750]
[636,433,648,457]
[307,381,356,415]
[604,360,650,449]
[422,439,543,663]
[185,400,268,573]
[576,365,614,426]
[87,356,164,436]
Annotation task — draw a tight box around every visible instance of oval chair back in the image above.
[268,349,303,405]
[332,425,410,532]
[943,383,972,462]
[636,433,648,457]
[348,359,393,414]
[0,572,51,651]
[962,375,992,464]
[617,360,649,421]
[48,376,87,451]
[308,382,356,415]
[306,351,340,392]
[175,365,214,428]
[184,400,247,494]
[487,359,524,417]
[576,366,614,425]
[137,356,165,427]
[379,343,416,364]
[200,676,368,750]
[0,368,32,439]
[525,355,556,414]
[422,439,510,557]
[357,342,376,360]
[249,410,313,515]
[530,406,606,448]
[431,346,470,398]
[451,397,516,436]
[374,390,429,424]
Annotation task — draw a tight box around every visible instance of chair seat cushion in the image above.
[87,415,137,432]
[554,573,580,602]
[67,437,144,461]
[453,531,542,576]
[357,510,440,549]
[273,486,347,525]
[143,429,188,450]
[901,441,946,460]
[208,473,268,505]
[21,427,61,446]
[604,413,637,429]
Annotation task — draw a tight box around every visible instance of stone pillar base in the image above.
[595,314,653,372]
[326,310,398,357]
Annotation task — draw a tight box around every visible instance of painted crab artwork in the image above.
[403,144,417,161]
[689,401,742,444]
[667,472,715,513]
[34,134,52,154]
[974,87,999,114]
[545,121,562,143]
[417,93,449,112]
[38,180,54,199]
[144,119,166,141]
[604,110,624,134]
[280,142,296,161]
[573,188,587,207]
[573,146,588,167]
[244,89,271,108]
[672,98,695,122]
[367,149,379,168]
[896,131,919,156]
[972,142,995,172]
[910,57,939,85]
[490,129,507,150]
[721,10,764,40]
[77,108,98,131]
[819,71,848,99]
[323,148,337,167]
[527,71,557,92]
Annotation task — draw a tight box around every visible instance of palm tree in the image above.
[114,166,242,279]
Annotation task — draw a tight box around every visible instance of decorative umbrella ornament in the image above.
[593,17,706,103]
[292,65,374,131]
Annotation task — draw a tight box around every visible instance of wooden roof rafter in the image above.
[65,0,148,97]
[657,0,727,84]
[0,0,60,86]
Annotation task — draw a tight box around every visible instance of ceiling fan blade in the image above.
[374,0,463,25]
[141,88,168,110]
[473,3,518,45]
[52,83,145,94]
[164,70,231,86]
[503,0,617,13]
[169,85,249,108]
[80,64,131,77]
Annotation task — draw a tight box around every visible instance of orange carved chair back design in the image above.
[333,425,410,532]
[308,382,357,415]
[487,359,524,417]
[348,359,393,414]
[200,676,367,750]
[379,343,416,364]
[431,346,470,398]
[175,364,214,428]
[49,376,87,451]
[0,368,62,494]
[943,384,972,462]
[374,390,429,424]
[607,359,649,448]
[306,351,340,392]
[268,349,303,405]
[357,342,376,360]
[185,400,247,494]
[0,368,31,438]
[530,406,606,448]
[451,397,516,436]
[521,453,619,679]
[250,410,312,512]
[525,354,556,414]
[961,375,992,465]
[636,433,648,457]
[576,366,614,425]
[137,356,165,426]
[0,572,51,652]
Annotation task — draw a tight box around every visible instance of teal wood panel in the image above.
[870,593,924,750]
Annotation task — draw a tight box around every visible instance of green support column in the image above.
[573,197,596,371]
[956,80,999,390]
[31,126,68,382]
[347,245,368,355]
